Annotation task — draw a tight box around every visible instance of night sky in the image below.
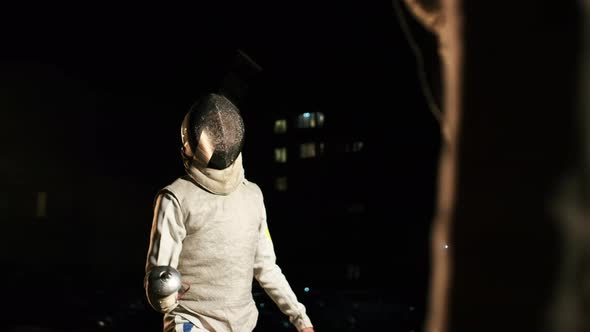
[2,1,441,330]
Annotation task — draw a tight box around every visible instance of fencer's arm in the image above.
[144,192,186,312]
[146,192,186,270]
[253,217,314,332]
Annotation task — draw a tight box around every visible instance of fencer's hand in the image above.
[158,291,179,313]
[300,328,314,332]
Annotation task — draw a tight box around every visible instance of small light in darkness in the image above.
[36,191,47,218]
[304,287,310,293]
[444,244,449,249]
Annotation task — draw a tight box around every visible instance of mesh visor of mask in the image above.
[181,94,245,170]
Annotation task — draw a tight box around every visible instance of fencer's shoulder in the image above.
[241,178,264,198]
[159,176,206,200]
[162,176,190,191]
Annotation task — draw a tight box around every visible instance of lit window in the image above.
[274,147,287,163]
[299,142,325,159]
[317,113,325,126]
[36,191,47,218]
[352,141,364,152]
[275,176,288,192]
[273,119,287,134]
[346,141,364,153]
[296,112,325,128]
[299,143,316,159]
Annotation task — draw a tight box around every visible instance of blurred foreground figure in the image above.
[144,93,314,332]
[401,0,590,331]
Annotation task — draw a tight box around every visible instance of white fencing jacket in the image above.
[145,154,313,331]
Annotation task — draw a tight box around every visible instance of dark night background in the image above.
[1,1,441,331]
